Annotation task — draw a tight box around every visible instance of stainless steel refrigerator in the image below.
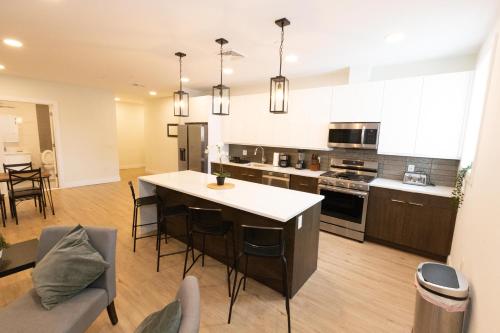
[178,124,208,173]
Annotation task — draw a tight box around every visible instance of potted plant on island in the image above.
[0,234,8,261]
[207,144,231,185]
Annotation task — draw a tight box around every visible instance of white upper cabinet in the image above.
[378,77,423,156]
[222,87,332,150]
[0,114,19,142]
[331,81,385,122]
[414,71,472,159]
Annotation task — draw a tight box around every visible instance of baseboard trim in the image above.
[61,176,121,189]
[119,164,145,170]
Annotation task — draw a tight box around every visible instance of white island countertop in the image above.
[370,178,454,198]
[217,161,325,178]
[139,170,324,222]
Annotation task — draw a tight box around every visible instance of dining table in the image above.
[0,171,55,215]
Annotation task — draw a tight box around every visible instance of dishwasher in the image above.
[262,171,290,189]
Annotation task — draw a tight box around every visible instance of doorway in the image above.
[0,100,59,188]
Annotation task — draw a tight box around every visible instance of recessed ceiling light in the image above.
[384,32,405,44]
[285,54,299,63]
[3,38,23,48]
[149,91,157,96]
[180,77,190,83]
[223,67,234,75]
[114,97,121,102]
[0,64,5,70]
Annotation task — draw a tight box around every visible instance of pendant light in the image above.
[173,52,189,117]
[212,38,230,116]
[270,17,290,114]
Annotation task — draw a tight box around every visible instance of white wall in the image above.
[144,95,223,174]
[0,101,42,167]
[448,18,500,332]
[0,74,120,187]
[370,54,477,81]
[116,102,145,169]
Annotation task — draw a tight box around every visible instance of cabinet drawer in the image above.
[290,175,318,193]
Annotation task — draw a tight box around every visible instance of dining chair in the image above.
[0,191,6,227]
[7,168,46,224]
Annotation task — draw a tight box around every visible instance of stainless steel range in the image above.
[318,158,378,242]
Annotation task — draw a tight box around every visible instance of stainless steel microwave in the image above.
[328,122,380,149]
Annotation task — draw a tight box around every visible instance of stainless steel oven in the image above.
[328,122,380,149]
[318,184,369,242]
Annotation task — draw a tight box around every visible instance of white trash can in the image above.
[413,262,469,333]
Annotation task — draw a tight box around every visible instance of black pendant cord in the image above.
[220,43,223,86]
[279,25,284,77]
[179,56,183,91]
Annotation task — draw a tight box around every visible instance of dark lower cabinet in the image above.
[290,175,319,194]
[365,186,457,261]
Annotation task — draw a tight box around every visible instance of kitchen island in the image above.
[138,170,324,297]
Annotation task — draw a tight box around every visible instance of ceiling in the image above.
[0,0,498,101]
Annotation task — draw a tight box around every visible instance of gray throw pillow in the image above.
[32,225,109,310]
[135,300,182,333]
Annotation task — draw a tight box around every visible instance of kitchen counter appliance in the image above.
[328,122,380,149]
[262,171,290,189]
[279,154,290,168]
[318,158,378,241]
[295,152,305,169]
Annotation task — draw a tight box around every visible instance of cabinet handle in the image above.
[391,199,406,204]
[299,183,309,186]
[408,202,424,207]
[247,174,255,177]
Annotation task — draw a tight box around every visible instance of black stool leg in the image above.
[243,255,249,291]
[131,205,136,237]
[228,253,242,324]
[282,256,291,333]
[201,234,206,267]
[224,234,232,297]
[182,232,194,278]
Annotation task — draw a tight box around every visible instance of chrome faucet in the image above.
[254,146,266,164]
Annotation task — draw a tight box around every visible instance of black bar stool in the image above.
[156,202,190,272]
[128,181,162,252]
[182,207,235,297]
[228,225,290,332]
[0,192,6,227]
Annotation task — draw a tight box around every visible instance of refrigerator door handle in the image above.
[179,148,186,161]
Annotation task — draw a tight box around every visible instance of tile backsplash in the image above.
[228,144,459,187]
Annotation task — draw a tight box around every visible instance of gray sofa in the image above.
[177,276,200,333]
[0,226,118,333]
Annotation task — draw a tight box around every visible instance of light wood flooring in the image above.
[0,168,424,332]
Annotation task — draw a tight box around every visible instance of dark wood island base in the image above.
[156,187,321,298]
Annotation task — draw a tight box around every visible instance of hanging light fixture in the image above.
[212,38,230,116]
[173,52,189,117]
[270,17,290,114]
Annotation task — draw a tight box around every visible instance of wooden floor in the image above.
[0,168,424,332]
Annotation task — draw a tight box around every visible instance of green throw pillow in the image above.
[135,300,182,333]
[32,225,109,310]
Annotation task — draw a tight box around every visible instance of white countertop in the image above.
[139,170,324,222]
[218,161,325,178]
[1,151,31,155]
[370,178,454,198]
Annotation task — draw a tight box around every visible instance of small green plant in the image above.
[452,164,472,209]
[0,234,8,251]
[207,144,231,178]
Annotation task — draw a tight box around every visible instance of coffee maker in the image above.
[279,154,290,167]
[295,152,306,169]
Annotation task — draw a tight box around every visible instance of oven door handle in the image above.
[318,184,368,197]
